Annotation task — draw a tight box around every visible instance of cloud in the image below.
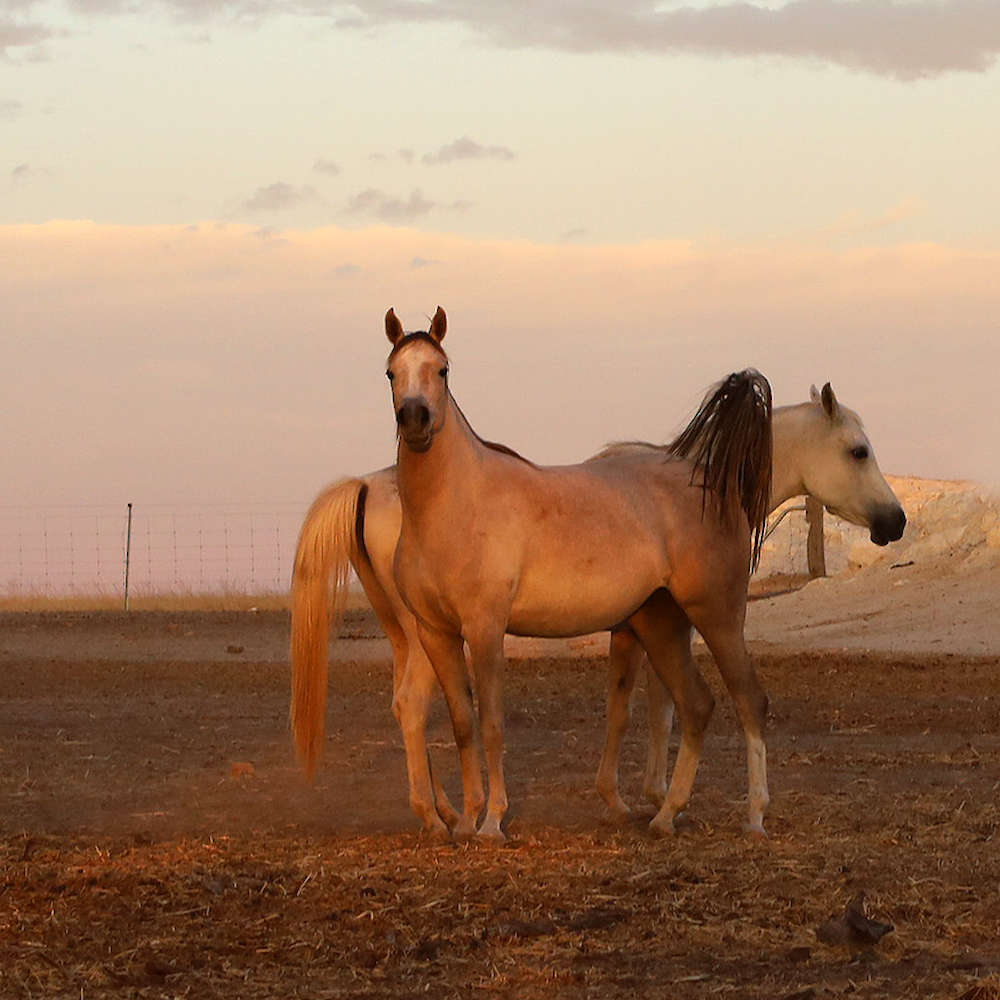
[9,0,1000,80]
[344,187,435,222]
[313,157,341,176]
[332,262,361,275]
[248,225,289,245]
[326,0,1000,81]
[4,222,1000,503]
[1,15,56,59]
[367,148,417,164]
[824,198,926,237]
[422,135,515,165]
[410,256,439,268]
[10,2,1000,79]
[241,182,320,212]
[10,162,48,183]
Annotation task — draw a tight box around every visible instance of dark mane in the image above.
[450,398,535,467]
[481,438,533,463]
[667,369,773,569]
[592,440,666,460]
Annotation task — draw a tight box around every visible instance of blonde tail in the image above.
[290,478,366,780]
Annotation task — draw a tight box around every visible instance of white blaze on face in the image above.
[388,340,448,410]
[386,337,451,449]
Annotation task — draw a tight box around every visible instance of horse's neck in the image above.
[769,404,812,511]
[396,394,483,517]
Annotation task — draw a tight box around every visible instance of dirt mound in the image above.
[760,476,1000,581]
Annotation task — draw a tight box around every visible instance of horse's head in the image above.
[384,306,450,454]
[799,383,906,546]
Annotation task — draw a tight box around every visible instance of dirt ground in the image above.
[2,577,999,999]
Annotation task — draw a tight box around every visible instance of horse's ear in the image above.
[820,382,841,421]
[385,308,404,345]
[810,384,821,404]
[428,306,447,343]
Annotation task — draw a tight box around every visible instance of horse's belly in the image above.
[506,568,659,638]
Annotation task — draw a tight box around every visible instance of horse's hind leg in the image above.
[595,626,674,816]
[641,660,675,810]
[595,626,645,820]
[628,590,714,837]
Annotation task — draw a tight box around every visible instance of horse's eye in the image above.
[386,371,395,382]
[851,445,869,461]
[439,368,448,379]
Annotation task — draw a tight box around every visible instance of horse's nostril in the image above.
[871,505,907,545]
[893,507,907,538]
[398,399,431,432]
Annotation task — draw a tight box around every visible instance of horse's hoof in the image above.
[603,800,632,825]
[452,818,478,842]
[476,820,507,845]
[423,823,452,846]
[743,821,768,840]
[476,829,506,846]
[647,815,676,839]
[437,806,461,830]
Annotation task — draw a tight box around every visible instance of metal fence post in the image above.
[124,502,133,611]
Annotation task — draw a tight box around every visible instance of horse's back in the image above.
[498,453,740,636]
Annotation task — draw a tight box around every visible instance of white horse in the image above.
[593,382,906,818]
[291,313,904,839]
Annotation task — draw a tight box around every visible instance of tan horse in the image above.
[594,383,906,818]
[381,306,775,842]
[291,330,905,840]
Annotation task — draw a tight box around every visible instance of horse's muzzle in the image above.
[869,504,906,546]
[397,398,433,452]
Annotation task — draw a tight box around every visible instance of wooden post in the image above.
[805,496,826,578]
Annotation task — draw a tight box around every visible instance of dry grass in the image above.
[3,610,1000,999]
[2,575,796,615]
[0,585,373,614]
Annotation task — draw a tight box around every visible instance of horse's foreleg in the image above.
[416,623,485,841]
[641,661,675,810]
[697,620,770,836]
[595,627,644,820]
[628,592,713,838]
[467,633,507,844]
[391,639,453,841]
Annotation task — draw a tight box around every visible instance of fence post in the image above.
[805,497,826,578]
[124,502,133,611]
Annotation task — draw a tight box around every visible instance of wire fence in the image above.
[0,503,307,600]
[0,500,823,604]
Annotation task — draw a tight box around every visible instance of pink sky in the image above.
[4,222,997,519]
